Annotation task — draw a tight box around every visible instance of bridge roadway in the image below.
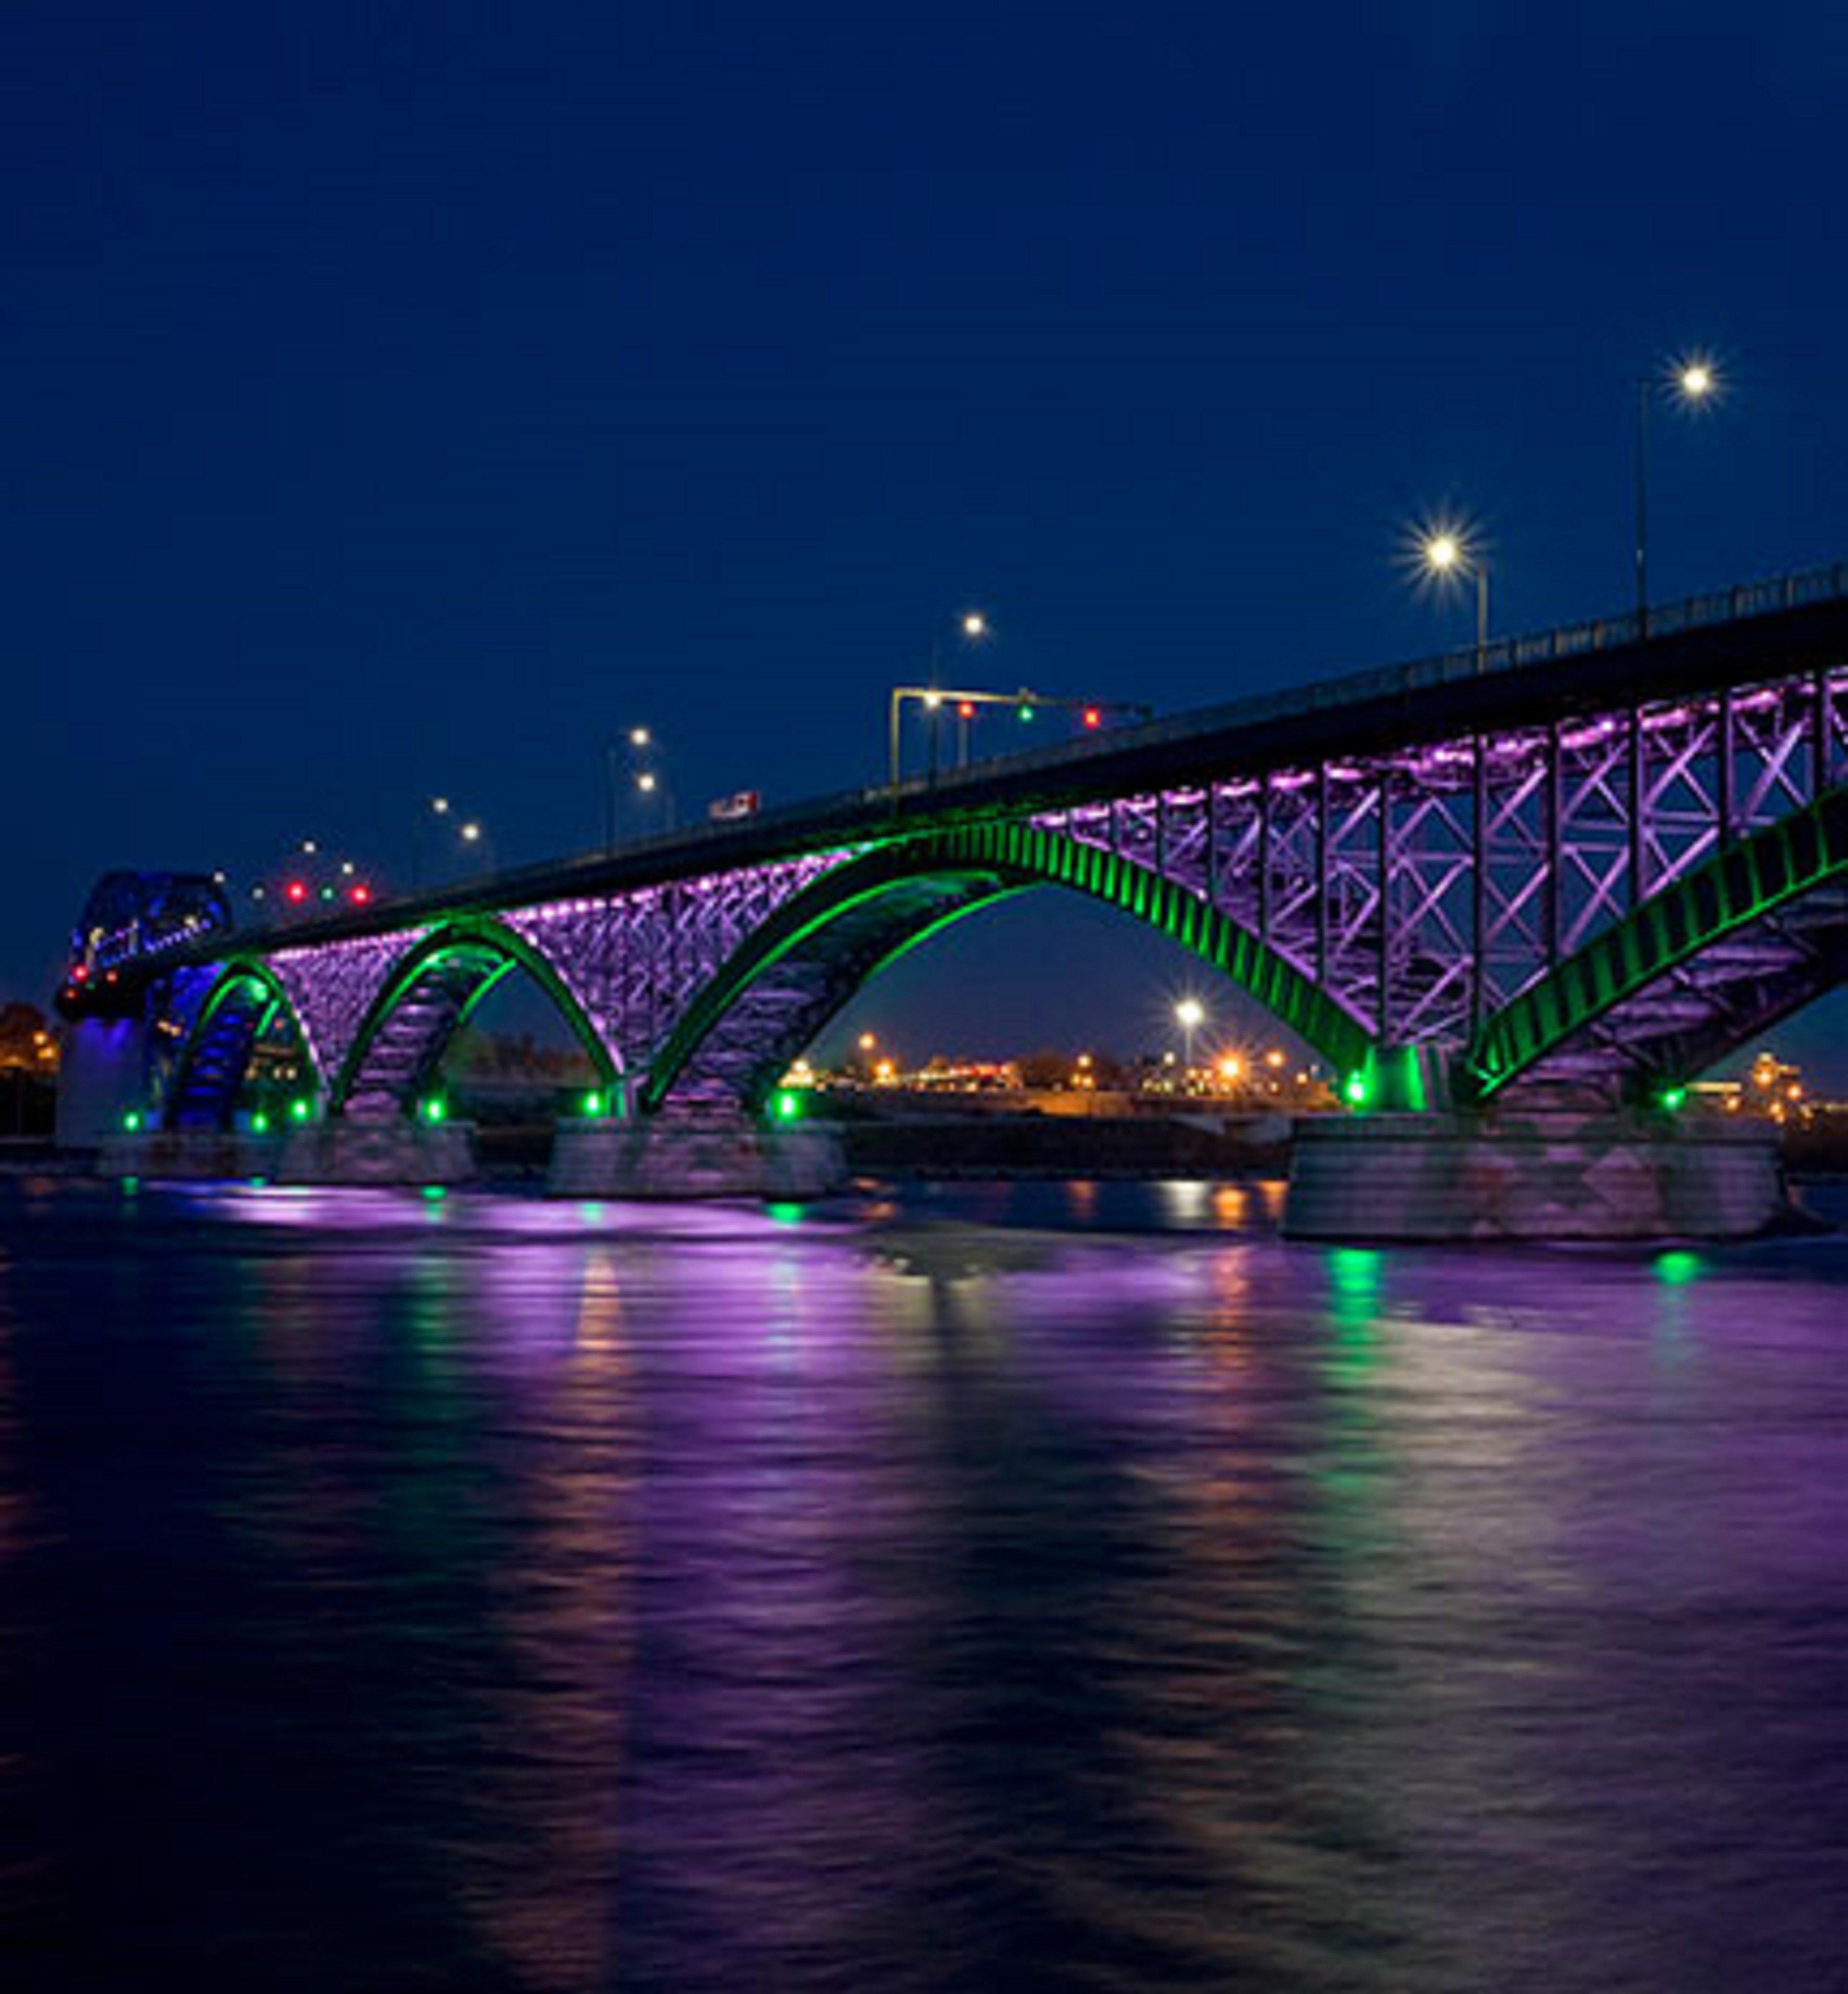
[64,564,1848,1235]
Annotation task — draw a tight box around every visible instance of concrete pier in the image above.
[275,1119,478,1186]
[57,1017,150,1149]
[97,1127,280,1181]
[1284,1109,1787,1242]
[95,1118,479,1185]
[549,1111,846,1200]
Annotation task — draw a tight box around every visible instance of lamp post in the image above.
[1174,997,1205,1077]
[1418,527,1489,663]
[609,727,673,845]
[888,610,990,788]
[412,796,451,891]
[1634,355,1720,632]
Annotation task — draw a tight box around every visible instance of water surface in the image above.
[1,1175,1845,1991]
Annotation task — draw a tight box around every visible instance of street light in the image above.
[413,796,456,890]
[1417,523,1489,661]
[888,609,992,786]
[607,727,674,848]
[1634,352,1721,631]
[1175,997,1205,1073]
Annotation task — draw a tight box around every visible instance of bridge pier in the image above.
[56,1017,151,1149]
[1283,1109,1787,1242]
[98,1126,280,1180]
[274,1118,478,1186]
[548,1108,846,1200]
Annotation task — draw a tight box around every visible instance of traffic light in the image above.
[956,700,976,720]
[347,882,372,906]
[284,880,308,904]
[1081,706,1102,729]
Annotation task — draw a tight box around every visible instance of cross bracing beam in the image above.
[1467,783,1848,1101]
[331,919,623,1119]
[160,960,319,1130]
[642,821,1378,1113]
[103,574,1848,1119]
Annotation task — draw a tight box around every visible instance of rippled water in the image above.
[1,1174,1846,1992]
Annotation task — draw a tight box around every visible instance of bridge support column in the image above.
[97,1127,282,1180]
[274,1117,477,1186]
[1284,1109,1786,1242]
[56,1017,151,1150]
[548,1106,845,1200]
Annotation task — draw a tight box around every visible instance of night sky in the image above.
[10,5,1848,1071]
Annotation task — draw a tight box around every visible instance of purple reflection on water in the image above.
[0,1177,1846,1989]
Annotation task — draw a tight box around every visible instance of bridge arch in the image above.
[163,960,320,1130]
[332,918,622,1119]
[643,820,1375,1112]
[1466,783,1848,1102]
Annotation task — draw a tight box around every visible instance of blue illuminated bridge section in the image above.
[61,562,1848,1127]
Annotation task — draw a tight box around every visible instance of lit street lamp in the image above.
[1174,997,1205,1073]
[1418,525,1489,660]
[1635,353,1721,630]
[888,609,992,786]
[607,727,674,849]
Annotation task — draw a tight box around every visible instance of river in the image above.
[1,1174,1845,1991]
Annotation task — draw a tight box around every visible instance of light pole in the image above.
[1634,354,1720,632]
[610,726,674,843]
[1174,997,1205,1077]
[413,796,451,891]
[1418,526,1489,663]
[888,610,990,788]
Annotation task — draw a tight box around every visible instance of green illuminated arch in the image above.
[164,959,321,1128]
[331,918,622,1116]
[643,820,1374,1111]
[1467,783,1848,1099]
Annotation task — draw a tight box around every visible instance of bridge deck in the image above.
[139,561,1848,973]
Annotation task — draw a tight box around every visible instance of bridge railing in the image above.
[215,556,1848,948]
[885,557,1848,798]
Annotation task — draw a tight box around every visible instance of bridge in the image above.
[63,564,1848,1235]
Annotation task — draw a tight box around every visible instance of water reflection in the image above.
[0,1178,1844,1990]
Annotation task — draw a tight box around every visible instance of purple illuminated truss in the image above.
[127,590,1848,1123]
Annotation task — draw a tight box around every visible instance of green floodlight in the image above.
[581,1090,604,1118]
[421,1096,448,1125]
[1016,701,1035,723]
[772,1089,803,1122]
[251,1110,270,1134]
[122,1109,142,1132]
[1343,1073,1369,1108]
[289,1098,311,1123]
[1658,1084,1688,1114]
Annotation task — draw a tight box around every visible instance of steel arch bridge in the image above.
[63,565,1848,1132]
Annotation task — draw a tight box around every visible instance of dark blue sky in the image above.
[11,3,1848,1069]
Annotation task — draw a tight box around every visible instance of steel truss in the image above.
[142,653,1848,1118]
[1042,660,1848,1093]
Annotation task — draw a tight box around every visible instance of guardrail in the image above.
[193,557,1848,951]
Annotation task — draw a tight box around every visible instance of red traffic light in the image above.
[956,700,976,720]
[285,880,309,904]
[1081,706,1103,729]
[348,883,372,906]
